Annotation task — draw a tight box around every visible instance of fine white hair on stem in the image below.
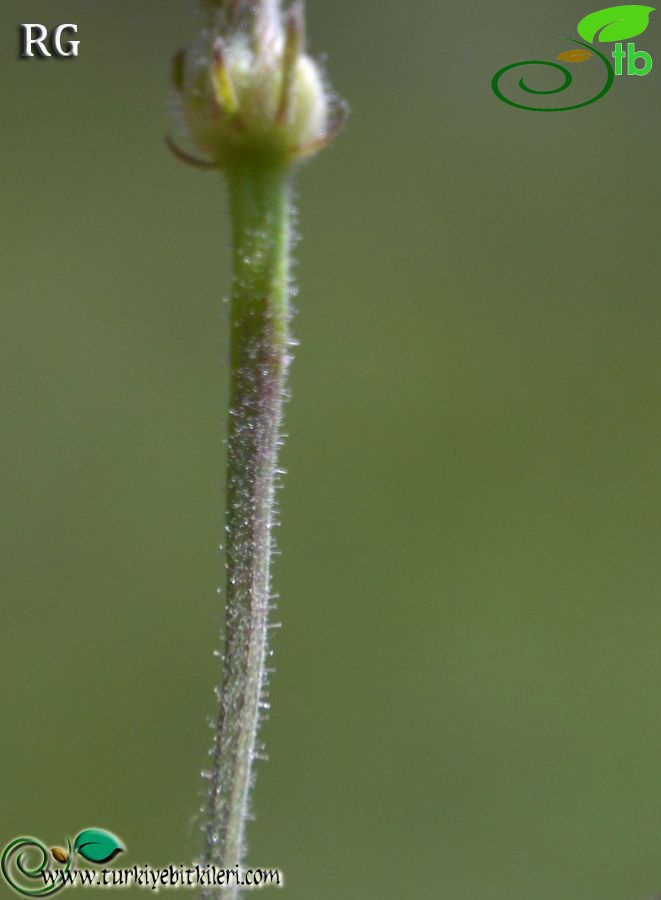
[170,3,345,895]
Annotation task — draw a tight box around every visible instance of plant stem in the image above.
[202,160,292,894]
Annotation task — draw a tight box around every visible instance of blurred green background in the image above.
[3,1,661,897]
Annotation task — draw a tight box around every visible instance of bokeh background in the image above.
[3,1,661,897]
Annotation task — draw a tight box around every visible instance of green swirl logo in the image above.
[1,830,123,897]
[1,838,72,897]
[492,5,655,111]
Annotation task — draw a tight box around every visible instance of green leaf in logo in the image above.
[577,5,655,43]
[73,829,123,865]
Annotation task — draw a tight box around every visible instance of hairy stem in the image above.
[202,161,292,896]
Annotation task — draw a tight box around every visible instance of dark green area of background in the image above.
[2,2,661,897]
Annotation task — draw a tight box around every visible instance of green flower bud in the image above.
[171,0,345,170]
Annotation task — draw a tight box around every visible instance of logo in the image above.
[1,828,123,896]
[492,4,655,111]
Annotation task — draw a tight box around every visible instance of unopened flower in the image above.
[170,0,346,170]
